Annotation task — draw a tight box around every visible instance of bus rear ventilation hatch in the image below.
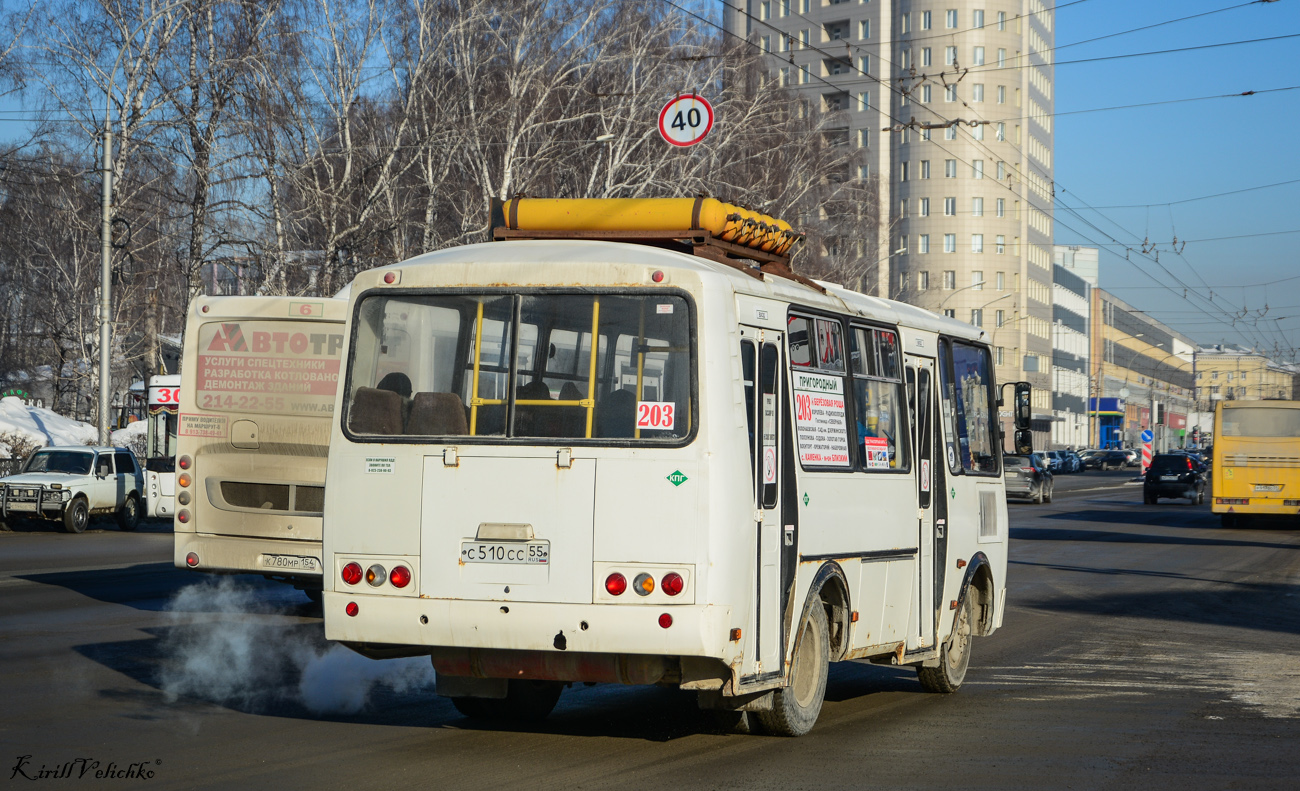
[488,196,823,293]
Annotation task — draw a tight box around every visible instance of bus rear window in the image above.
[1220,408,1300,438]
[345,292,693,442]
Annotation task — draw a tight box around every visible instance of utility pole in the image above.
[98,128,114,446]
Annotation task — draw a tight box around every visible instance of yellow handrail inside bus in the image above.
[469,300,485,435]
[585,299,600,438]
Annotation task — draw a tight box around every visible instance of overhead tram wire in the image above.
[693,0,1274,338]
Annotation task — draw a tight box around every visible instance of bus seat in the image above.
[407,392,468,435]
[598,388,636,438]
[557,382,586,437]
[349,387,404,435]
[514,379,554,436]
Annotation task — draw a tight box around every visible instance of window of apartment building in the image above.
[801,65,811,84]
[996,272,1005,290]
[1211,371,1219,379]
[918,271,930,290]
[1196,371,1204,380]
[972,234,984,253]
[919,198,930,216]
[973,123,984,141]
[945,85,957,102]
[973,84,984,102]
[997,48,1006,67]
[973,47,985,66]
[995,309,1005,327]
[996,122,1005,141]
[944,235,957,255]
[780,35,790,53]
[919,234,931,253]
[858,92,870,111]
[1024,354,1039,372]
[943,197,956,215]
[944,309,956,319]
[900,199,908,219]
[922,47,932,67]
[901,49,911,69]
[860,20,871,38]
[996,198,1005,217]
[900,161,909,182]
[781,0,789,17]
[761,35,771,52]
[971,309,983,327]
[997,10,1006,30]
[899,234,909,253]
[973,9,985,28]
[996,235,1005,254]
[799,29,809,48]
[921,84,932,102]
[997,85,1006,104]
[972,270,984,289]
[1210,386,1220,397]
[827,21,850,41]
[801,0,809,13]
[858,164,871,179]
[921,10,932,29]
[996,346,1005,365]
[946,9,958,28]
[920,160,931,179]
[972,160,984,179]
[901,13,910,33]
[779,67,790,86]
[1227,371,1235,381]
[858,128,869,148]
[972,197,984,216]
[760,1,771,20]
[921,127,931,140]
[997,161,1007,180]
[945,46,958,66]
[945,124,957,140]
[898,271,910,292]
[944,160,957,178]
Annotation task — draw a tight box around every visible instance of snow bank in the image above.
[111,419,149,458]
[0,396,98,458]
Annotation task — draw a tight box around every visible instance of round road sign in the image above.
[658,94,714,147]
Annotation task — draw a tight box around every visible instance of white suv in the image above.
[0,446,144,533]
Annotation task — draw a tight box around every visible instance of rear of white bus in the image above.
[174,296,347,596]
[322,252,748,701]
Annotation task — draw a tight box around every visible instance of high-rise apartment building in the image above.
[724,0,1056,409]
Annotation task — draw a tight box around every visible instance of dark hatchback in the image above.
[1143,453,1207,505]
[1086,450,1129,471]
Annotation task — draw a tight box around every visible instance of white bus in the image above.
[143,374,180,519]
[173,295,347,599]
[321,200,1024,735]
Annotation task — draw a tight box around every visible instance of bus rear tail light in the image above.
[389,565,412,589]
[1216,498,1249,505]
[177,510,190,524]
[633,573,655,596]
[658,613,673,629]
[661,572,684,596]
[177,473,192,488]
[185,552,199,567]
[605,573,627,596]
[178,456,192,471]
[345,602,359,617]
[342,562,362,585]
[366,564,387,587]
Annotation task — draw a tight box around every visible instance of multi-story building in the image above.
[1191,346,1298,443]
[1090,289,1195,451]
[1050,245,1096,448]
[726,1,1056,430]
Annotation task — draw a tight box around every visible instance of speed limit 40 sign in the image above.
[658,94,714,147]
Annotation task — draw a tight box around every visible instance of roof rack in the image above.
[488,197,824,293]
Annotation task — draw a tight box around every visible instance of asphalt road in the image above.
[2,474,1298,791]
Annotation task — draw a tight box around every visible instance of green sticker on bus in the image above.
[667,470,688,487]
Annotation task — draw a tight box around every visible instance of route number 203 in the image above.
[636,401,676,430]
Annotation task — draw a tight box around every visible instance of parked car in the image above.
[1060,451,1083,473]
[1143,453,1208,505]
[0,446,143,533]
[1086,450,1129,471]
[1122,449,1140,467]
[1004,453,1054,503]
[1077,449,1102,469]
[1044,451,1063,472]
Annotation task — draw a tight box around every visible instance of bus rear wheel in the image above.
[917,594,973,694]
[756,596,828,737]
[450,679,563,723]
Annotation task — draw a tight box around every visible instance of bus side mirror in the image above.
[1014,428,1033,455]
[1014,382,1032,431]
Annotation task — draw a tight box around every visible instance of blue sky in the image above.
[1051,0,1300,357]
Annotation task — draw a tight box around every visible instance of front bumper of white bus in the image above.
[175,534,323,579]
[322,592,734,661]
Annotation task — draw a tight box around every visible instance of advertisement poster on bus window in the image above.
[792,371,850,467]
[195,320,344,417]
[863,436,891,469]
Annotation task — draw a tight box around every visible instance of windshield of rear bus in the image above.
[1220,407,1300,438]
[344,291,694,443]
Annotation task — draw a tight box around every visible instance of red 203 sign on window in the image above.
[636,401,676,430]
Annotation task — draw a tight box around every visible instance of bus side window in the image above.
[741,340,758,487]
[940,339,998,474]
[849,327,909,472]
